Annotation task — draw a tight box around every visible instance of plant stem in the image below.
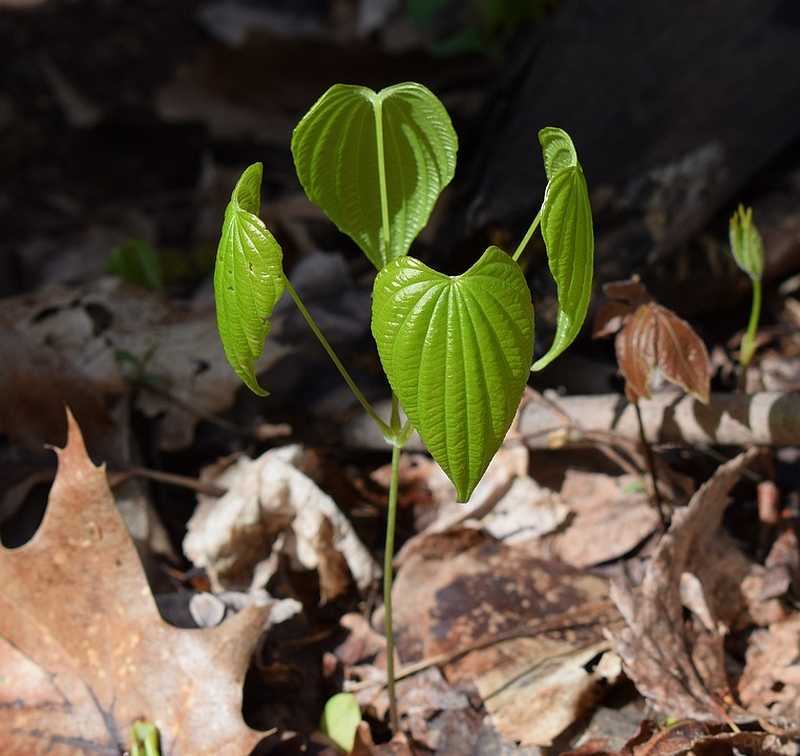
[740,277,762,370]
[633,399,667,528]
[284,279,392,439]
[512,208,542,262]
[373,95,392,267]
[384,439,402,733]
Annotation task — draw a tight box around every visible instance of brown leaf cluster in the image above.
[594,276,711,403]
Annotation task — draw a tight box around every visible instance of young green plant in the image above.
[729,204,764,372]
[213,82,594,734]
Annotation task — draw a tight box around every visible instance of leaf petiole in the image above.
[512,208,542,262]
[284,278,393,439]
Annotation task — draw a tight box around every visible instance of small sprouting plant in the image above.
[213,82,594,732]
[594,276,711,524]
[729,204,764,371]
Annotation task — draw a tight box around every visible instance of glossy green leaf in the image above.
[320,693,361,753]
[531,128,594,371]
[291,82,457,269]
[538,126,578,179]
[372,247,533,501]
[729,204,764,281]
[214,163,285,395]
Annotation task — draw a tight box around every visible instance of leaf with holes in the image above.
[616,303,711,403]
[214,163,286,395]
[291,82,457,269]
[532,128,594,371]
[371,247,533,501]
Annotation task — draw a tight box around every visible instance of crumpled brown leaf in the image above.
[183,444,378,597]
[391,529,622,747]
[610,450,759,723]
[0,411,273,754]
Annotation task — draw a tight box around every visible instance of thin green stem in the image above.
[512,208,542,262]
[374,95,392,266]
[740,277,762,370]
[384,439,402,733]
[284,279,392,439]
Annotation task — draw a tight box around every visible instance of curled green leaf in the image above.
[372,247,533,501]
[214,163,286,395]
[531,128,594,372]
[729,204,764,281]
[291,82,457,269]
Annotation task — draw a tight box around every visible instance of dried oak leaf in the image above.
[610,450,759,723]
[616,302,711,403]
[0,411,272,755]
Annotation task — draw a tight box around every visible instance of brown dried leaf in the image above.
[544,472,660,568]
[392,529,622,747]
[0,411,272,755]
[610,450,759,723]
[602,276,652,307]
[616,303,711,403]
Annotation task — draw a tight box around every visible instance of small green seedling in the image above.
[729,204,764,370]
[320,692,361,752]
[213,81,594,732]
[129,720,161,756]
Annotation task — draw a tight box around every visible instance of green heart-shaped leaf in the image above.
[291,82,457,269]
[214,163,285,395]
[532,128,594,372]
[372,247,533,501]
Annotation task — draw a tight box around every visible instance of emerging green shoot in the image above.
[320,692,362,752]
[729,204,764,369]
[130,720,161,756]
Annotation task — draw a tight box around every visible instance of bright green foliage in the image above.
[729,204,764,369]
[321,693,361,753]
[214,163,285,395]
[291,82,457,270]
[729,204,764,280]
[372,247,533,501]
[130,720,161,756]
[106,239,163,290]
[531,127,594,371]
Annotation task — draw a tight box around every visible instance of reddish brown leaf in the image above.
[601,276,652,307]
[0,411,272,755]
[615,303,711,403]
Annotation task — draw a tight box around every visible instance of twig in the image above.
[108,467,227,497]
